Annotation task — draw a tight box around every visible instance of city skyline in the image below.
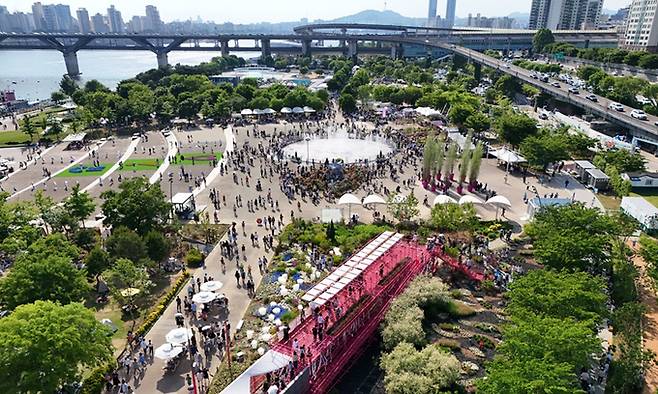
[0,0,632,25]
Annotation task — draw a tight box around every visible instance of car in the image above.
[551,82,561,88]
[530,73,538,79]
[654,121,658,127]
[504,63,510,69]
[539,112,549,120]
[631,109,648,120]
[608,102,624,112]
[568,87,579,94]
[585,94,598,102]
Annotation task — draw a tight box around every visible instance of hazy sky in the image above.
[1,0,632,24]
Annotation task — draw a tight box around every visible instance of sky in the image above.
[1,0,633,24]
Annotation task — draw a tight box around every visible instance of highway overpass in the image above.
[434,42,658,142]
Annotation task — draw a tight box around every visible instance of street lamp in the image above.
[168,172,174,218]
[305,135,311,164]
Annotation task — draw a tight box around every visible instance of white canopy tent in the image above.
[433,194,458,206]
[280,107,292,114]
[338,193,362,218]
[292,107,304,114]
[252,109,265,115]
[220,350,292,394]
[263,108,276,114]
[415,107,442,117]
[459,195,484,205]
[303,106,316,113]
[486,195,512,209]
[363,194,386,206]
[490,147,526,164]
[240,109,253,116]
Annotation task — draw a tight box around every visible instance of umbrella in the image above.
[120,288,140,297]
[253,109,264,115]
[154,343,184,360]
[280,107,292,114]
[486,195,512,209]
[433,195,458,206]
[303,106,316,113]
[165,328,193,344]
[491,147,526,163]
[192,291,217,304]
[292,107,304,114]
[263,108,276,114]
[200,281,223,292]
[459,195,484,205]
[362,194,386,205]
[240,109,253,116]
[338,193,362,205]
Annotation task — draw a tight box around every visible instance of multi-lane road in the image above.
[436,43,658,141]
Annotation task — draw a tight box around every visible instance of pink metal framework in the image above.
[266,239,432,394]
[430,247,487,282]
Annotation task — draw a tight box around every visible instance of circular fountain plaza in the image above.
[281,128,394,164]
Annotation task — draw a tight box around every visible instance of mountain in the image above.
[327,10,425,26]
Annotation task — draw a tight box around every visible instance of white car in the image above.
[631,109,648,120]
[608,102,624,112]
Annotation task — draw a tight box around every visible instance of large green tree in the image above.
[496,112,537,147]
[101,177,171,235]
[0,301,112,393]
[64,184,95,228]
[105,226,147,262]
[102,258,153,307]
[533,28,555,53]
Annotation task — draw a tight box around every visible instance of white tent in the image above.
[220,350,292,394]
[165,328,193,344]
[459,195,484,205]
[415,107,442,117]
[486,195,512,209]
[253,109,265,115]
[280,107,293,114]
[490,147,526,164]
[363,194,386,205]
[338,193,362,206]
[263,108,276,114]
[240,109,253,116]
[200,281,223,292]
[154,343,184,360]
[192,291,217,304]
[303,106,316,113]
[433,195,458,206]
[292,107,305,114]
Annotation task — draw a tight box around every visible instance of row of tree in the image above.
[577,65,657,112]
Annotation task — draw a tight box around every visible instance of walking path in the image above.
[81,138,140,193]
[629,242,658,393]
[149,133,179,185]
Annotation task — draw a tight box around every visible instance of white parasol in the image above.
[165,328,193,344]
[192,291,217,304]
[154,343,184,360]
[200,281,223,292]
[433,195,458,206]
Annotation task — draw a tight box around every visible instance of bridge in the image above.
[0,23,619,76]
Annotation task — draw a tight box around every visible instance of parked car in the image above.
[608,102,624,112]
[631,109,648,120]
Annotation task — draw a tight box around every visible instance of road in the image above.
[438,43,658,141]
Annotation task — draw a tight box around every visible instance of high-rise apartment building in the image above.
[428,0,437,26]
[107,5,124,33]
[623,0,658,52]
[31,2,45,31]
[144,5,162,32]
[76,8,91,33]
[529,0,603,30]
[91,12,109,33]
[445,0,457,28]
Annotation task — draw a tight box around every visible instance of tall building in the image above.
[445,0,457,28]
[107,5,124,33]
[529,0,603,30]
[144,5,162,32]
[53,4,72,31]
[76,8,91,33]
[428,0,437,26]
[91,12,109,33]
[623,0,658,52]
[31,2,45,31]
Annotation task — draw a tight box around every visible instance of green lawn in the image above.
[0,130,31,146]
[56,163,113,178]
[119,158,162,172]
[174,151,222,166]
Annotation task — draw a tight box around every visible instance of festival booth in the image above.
[415,107,442,118]
[62,132,88,150]
[584,168,610,191]
[621,197,658,231]
[573,160,595,180]
[221,350,293,394]
[171,192,197,220]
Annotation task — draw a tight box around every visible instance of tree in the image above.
[506,270,607,323]
[442,142,458,183]
[338,92,357,113]
[59,75,78,96]
[465,112,491,133]
[387,193,419,223]
[477,357,579,394]
[64,184,95,228]
[0,254,88,310]
[46,118,64,141]
[469,142,484,186]
[448,104,475,127]
[101,177,171,235]
[381,342,461,393]
[143,230,171,263]
[606,165,632,197]
[430,203,478,232]
[21,115,37,143]
[85,246,111,280]
[524,203,617,273]
[422,137,438,182]
[593,149,646,174]
[533,28,555,53]
[106,226,147,262]
[496,112,537,147]
[102,258,153,308]
[50,90,66,105]
[0,301,112,393]
[519,132,570,171]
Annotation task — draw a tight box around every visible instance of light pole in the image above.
[168,173,174,218]
[305,135,311,164]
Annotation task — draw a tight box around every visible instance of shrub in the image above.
[447,301,476,318]
[134,271,190,337]
[80,360,117,394]
[185,248,204,268]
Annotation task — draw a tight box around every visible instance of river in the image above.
[0,49,260,101]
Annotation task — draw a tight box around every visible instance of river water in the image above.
[0,50,260,101]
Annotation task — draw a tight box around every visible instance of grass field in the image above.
[0,131,31,146]
[175,151,222,166]
[119,158,162,172]
[56,163,113,177]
